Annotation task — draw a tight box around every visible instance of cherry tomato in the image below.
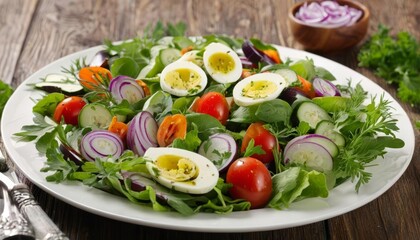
[241,122,277,164]
[226,157,272,209]
[157,114,187,147]
[194,92,229,125]
[53,96,86,125]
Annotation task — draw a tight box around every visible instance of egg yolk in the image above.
[241,80,277,99]
[164,68,202,90]
[209,52,235,74]
[155,154,198,182]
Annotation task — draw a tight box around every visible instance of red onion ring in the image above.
[126,111,158,156]
[295,1,362,28]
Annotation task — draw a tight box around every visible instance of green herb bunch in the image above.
[358,25,420,107]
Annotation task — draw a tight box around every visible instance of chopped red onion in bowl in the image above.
[295,1,363,28]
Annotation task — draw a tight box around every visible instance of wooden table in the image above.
[0,0,419,239]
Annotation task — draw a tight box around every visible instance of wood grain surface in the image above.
[0,0,419,239]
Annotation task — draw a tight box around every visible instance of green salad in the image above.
[16,23,404,215]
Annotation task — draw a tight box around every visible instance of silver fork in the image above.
[0,181,35,239]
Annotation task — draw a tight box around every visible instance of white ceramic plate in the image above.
[1,45,415,232]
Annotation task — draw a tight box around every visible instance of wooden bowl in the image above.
[288,0,370,52]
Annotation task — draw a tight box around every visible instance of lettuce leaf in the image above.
[269,167,328,210]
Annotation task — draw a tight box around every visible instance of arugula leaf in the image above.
[358,24,420,106]
[0,80,13,120]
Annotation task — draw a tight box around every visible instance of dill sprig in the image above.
[61,57,88,81]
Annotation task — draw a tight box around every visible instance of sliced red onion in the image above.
[295,0,362,28]
[242,40,276,65]
[313,77,341,97]
[283,141,333,172]
[80,130,124,162]
[109,76,145,104]
[60,144,84,165]
[126,111,158,156]
[90,50,110,68]
[198,133,237,172]
[284,134,338,158]
[239,56,256,69]
[279,87,310,105]
[121,171,169,203]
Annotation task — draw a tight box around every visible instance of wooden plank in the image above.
[0,0,38,85]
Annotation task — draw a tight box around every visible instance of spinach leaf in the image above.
[110,57,141,78]
[32,92,65,116]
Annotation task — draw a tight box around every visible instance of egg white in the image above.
[203,42,242,84]
[232,72,287,107]
[144,147,219,194]
[160,60,208,97]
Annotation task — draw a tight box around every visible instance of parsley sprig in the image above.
[333,84,405,191]
[358,25,420,107]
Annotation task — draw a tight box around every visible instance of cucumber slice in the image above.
[35,74,83,95]
[159,48,181,66]
[150,45,168,59]
[295,101,331,129]
[78,103,113,129]
[284,141,333,172]
[315,120,345,147]
[273,68,298,86]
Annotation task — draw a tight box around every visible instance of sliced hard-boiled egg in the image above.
[203,42,242,84]
[144,147,219,194]
[232,72,287,107]
[160,60,207,97]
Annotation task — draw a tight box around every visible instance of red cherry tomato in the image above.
[226,157,272,209]
[241,122,277,164]
[53,96,86,125]
[194,92,229,125]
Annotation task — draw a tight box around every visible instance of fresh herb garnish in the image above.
[358,24,420,107]
[333,83,405,191]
